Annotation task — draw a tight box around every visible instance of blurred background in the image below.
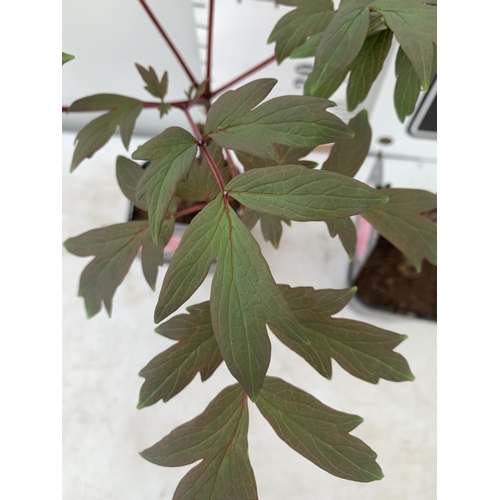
[62,1,436,498]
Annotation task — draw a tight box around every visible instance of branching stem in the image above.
[200,142,226,192]
[168,203,207,220]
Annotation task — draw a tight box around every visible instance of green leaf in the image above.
[226,165,388,222]
[346,29,393,111]
[394,46,421,122]
[290,33,322,59]
[374,0,436,91]
[256,377,384,482]
[141,384,258,500]
[158,102,172,118]
[243,208,291,249]
[138,302,223,408]
[176,140,230,202]
[304,2,371,97]
[62,52,75,65]
[135,63,168,100]
[268,0,334,63]
[362,188,437,271]
[271,286,414,382]
[154,195,308,400]
[64,220,173,317]
[325,218,357,261]
[236,144,317,171]
[115,156,148,211]
[205,79,353,161]
[366,11,388,36]
[322,109,372,178]
[69,94,143,171]
[132,127,198,243]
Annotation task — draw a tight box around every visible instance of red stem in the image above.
[183,109,203,142]
[212,55,276,97]
[138,0,198,86]
[200,142,226,192]
[168,203,207,220]
[206,0,216,95]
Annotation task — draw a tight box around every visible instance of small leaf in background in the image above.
[205,79,353,161]
[366,11,388,36]
[325,218,357,261]
[132,127,198,243]
[135,63,168,101]
[394,47,422,122]
[115,156,148,211]
[256,377,384,482]
[322,109,372,178]
[62,52,75,65]
[176,140,230,202]
[374,0,437,91]
[141,385,258,500]
[243,208,291,249]
[138,302,222,408]
[271,285,414,382]
[155,195,308,400]
[63,220,173,317]
[362,188,437,271]
[69,94,143,171]
[226,165,387,222]
[347,29,393,111]
[268,0,334,63]
[158,102,172,118]
[290,32,322,59]
[236,144,316,171]
[304,2,371,97]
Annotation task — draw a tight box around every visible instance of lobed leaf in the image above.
[346,29,393,111]
[268,0,334,63]
[322,109,372,178]
[226,165,388,222]
[205,79,353,161]
[69,94,143,171]
[236,144,317,171]
[256,377,384,482]
[243,208,291,250]
[373,0,437,91]
[304,1,372,98]
[64,219,174,317]
[271,285,414,382]
[132,127,198,243]
[362,188,437,271]
[394,46,422,122]
[135,63,168,100]
[138,302,223,408]
[141,384,258,500]
[154,195,308,400]
[290,33,322,59]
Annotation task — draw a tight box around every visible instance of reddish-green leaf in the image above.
[69,94,143,171]
[138,302,222,408]
[304,2,371,97]
[64,220,174,317]
[141,384,258,500]
[176,140,230,202]
[236,144,317,171]
[115,156,148,210]
[325,218,357,261]
[154,195,308,400]
[394,46,421,122]
[373,0,436,91]
[271,285,414,382]
[243,208,291,249]
[290,32,322,59]
[135,63,168,101]
[132,127,198,243]
[256,377,384,482]
[205,79,353,161]
[268,0,334,63]
[322,109,372,178]
[362,188,437,271]
[226,165,388,222]
[347,29,393,111]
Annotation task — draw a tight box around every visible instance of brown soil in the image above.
[354,236,437,320]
